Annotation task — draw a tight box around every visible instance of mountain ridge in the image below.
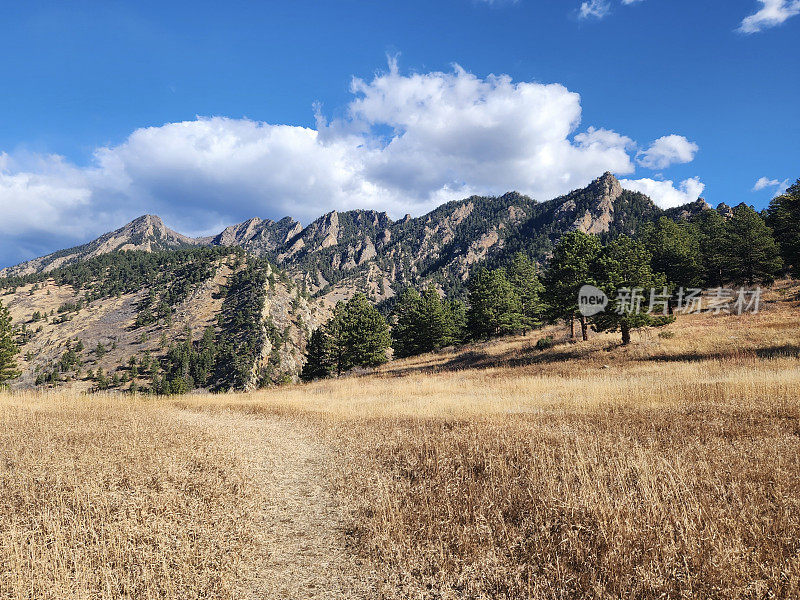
[2,174,711,302]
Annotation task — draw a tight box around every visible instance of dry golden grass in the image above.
[0,394,256,600]
[0,281,798,598]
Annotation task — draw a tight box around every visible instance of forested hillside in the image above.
[2,172,796,393]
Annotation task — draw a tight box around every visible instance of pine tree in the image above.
[302,294,390,380]
[301,327,334,381]
[765,178,800,276]
[592,236,672,345]
[391,288,425,358]
[418,286,449,351]
[506,252,544,333]
[0,301,21,385]
[337,294,390,372]
[442,299,467,346]
[693,209,729,287]
[466,267,524,339]
[542,231,602,341]
[641,217,702,296]
[722,204,783,285]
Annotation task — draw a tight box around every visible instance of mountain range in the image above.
[0,172,716,391]
[2,173,711,305]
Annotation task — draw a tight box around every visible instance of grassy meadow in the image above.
[1,282,799,598]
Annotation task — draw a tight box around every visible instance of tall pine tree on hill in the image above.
[506,252,545,334]
[592,236,672,345]
[722,204,782,285]
[301,294,390,380]
[765,179,800,276]
[542,231,602,341]
[0,301,20,386]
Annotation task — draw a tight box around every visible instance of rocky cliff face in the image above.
[3,172,705,306]
[3,254,325,392]
[0,171,714,391]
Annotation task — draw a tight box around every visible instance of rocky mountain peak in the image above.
[716,203,734,219]
[571,172,624,234]
[127,214,165,230]
[587,172,623,199]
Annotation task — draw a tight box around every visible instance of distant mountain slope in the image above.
[2,172,711,304]
[0,215,197,278]
[0,171,716,391]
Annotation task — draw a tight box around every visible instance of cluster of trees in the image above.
[0,246,237,299]
[301,189,799,380]
[213,260,270,390]
[300,294,390,381]
[467,253,543,339]
[151,326,217,394]
[392,287,465,358]
[766,179,800,277]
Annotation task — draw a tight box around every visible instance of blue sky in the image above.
[0,0,798,268]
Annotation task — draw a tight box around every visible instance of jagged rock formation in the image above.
[2,172,707,307]
[664,198,712,221]
[716,203,735,220]
[1,171,712,391]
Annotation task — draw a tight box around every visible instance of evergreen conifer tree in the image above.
[641,217,702,298]
[693,209,729,287]
[722,204,782,285]
[542,231,602,341]
[467,267,524,339]
[592,236,672,345]
[0,301,21,385]
[337,294,390,372]
[765,179,800,276]
[506,252,544,333]
[391,288,425,358]
[300,327,334,381]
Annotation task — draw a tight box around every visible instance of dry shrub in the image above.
[0,395,253,600]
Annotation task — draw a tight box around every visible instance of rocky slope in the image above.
[1,172,715,390]
[0,215,197,278]
[2,252,324,391]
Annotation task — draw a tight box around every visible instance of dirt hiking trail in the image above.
[176,410,378,600]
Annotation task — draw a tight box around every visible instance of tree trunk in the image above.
[579,315,588,341]
[621,323,631,345]
[570,315,575,339]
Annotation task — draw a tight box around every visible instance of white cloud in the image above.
[637,135,699,170]
[739,0,800,33]
[620,177,706,209]
[578,0,642,19]
[0,62,693,267]
[753,176,780,191]
[579,0,611,19]
[753,176,790,194]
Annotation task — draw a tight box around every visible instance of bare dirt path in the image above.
[174,409,378,600]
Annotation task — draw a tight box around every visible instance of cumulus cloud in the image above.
[753,176,790,194]
[739,0,800,33]
[0,62,695,267]
[620,177,705,209]
[637,135,699,170]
